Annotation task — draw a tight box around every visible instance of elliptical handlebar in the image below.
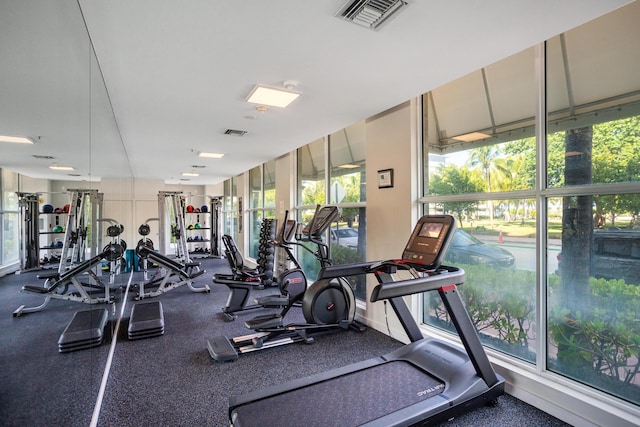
[275,209,297,246]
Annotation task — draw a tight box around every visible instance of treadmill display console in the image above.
[402,214,456,270]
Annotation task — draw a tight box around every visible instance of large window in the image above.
[421,1,640,407]
[545,4,640,405]
[422,45,537,363]
[296,129,368,300]
[422,197,538,363]
[222,178,238,238]
[1,169,19,267]
[296,138,326,281]
[329,121,367,300]
[247,161,276,259]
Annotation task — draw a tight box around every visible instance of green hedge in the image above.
[429,264,640,404]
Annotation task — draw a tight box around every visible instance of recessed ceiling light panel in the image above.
[0,135,34,144]
[246,85,300,108]
[198,152,225,159]
[452,132,491,142]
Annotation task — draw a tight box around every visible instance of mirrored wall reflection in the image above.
[1,1,133,425]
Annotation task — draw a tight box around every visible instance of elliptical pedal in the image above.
[207,336,239,362]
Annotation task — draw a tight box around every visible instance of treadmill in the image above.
[227,214,505,426]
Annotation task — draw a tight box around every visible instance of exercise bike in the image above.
[208,205,365,362]
[214,214,304,321]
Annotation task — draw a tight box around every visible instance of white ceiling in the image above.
[0,0,633,185]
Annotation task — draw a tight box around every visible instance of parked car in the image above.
[444,229,515,269]
[330,227,359,249]
[556,229,640,285]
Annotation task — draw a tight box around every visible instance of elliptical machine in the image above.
[208,205,364,362]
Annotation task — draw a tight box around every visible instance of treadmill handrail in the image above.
[370,266,464,302]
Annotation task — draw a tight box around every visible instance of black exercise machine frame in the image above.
[215,216,299,321]
[227,214,504,426]
[228,261,504,426]
[208,205,364,361]
[13,242,125,317]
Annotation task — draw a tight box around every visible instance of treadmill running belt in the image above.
[231,360,444,427]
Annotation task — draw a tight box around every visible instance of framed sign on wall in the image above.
[377,168,394,189]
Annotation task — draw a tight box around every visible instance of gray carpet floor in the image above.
[0,257,571,426]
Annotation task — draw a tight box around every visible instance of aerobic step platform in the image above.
[128,301,164,340]
[58,308,109,353]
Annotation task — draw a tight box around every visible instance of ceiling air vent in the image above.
[32,154,55,160]
[336,0,408,30]
[224,129,247,136]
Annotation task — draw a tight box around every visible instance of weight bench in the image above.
[128,301,165,340]
[135,245,209,300]
[58,308,109,353]
[14,244,123,317]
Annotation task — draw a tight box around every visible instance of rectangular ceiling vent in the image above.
[32,154,55,160]
[336,0,408,30]
[224,129,247,136]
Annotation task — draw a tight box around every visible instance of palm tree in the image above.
[468,145,511,226]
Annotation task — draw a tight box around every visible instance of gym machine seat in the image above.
[14,243,124,317]
[135,244,209,299]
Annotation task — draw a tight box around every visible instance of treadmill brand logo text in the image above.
[416,383,444,397]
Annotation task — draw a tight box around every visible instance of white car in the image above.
[330,227,359,248]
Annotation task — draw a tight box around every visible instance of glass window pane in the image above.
[2,212,19,264]
[424,47,536,195]
[223,180,232,235]
[427,138,536,196]
[2,169,19,210]
[546,2,640,405]
[297,138,325,206]
[329,208,367,301]
[264,159,276,209]
[329,121,366,203]
[547,194,640,405]
[249,166,262,209]
[329,122,367,300]
[248,210,263,259]
[423,199,536,363]
[546,7,640,188]
[296,207,322,280]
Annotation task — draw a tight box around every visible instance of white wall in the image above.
[19,175,49,194]
[362,100,419,339]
